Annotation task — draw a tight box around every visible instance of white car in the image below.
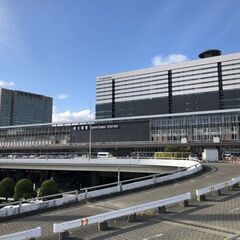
[188,154,199,161]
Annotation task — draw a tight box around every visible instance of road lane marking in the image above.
[230,207,240,213]
[142,233,164,240]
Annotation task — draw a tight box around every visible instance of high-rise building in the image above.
[0,88,52,126]
[96,50,240,119]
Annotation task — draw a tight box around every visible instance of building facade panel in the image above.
[172,91,220,113]
[114,97,169,117]
[71,121,150,143]
[223,89,240,109]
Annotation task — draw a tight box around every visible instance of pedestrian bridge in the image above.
[0,157,200,173]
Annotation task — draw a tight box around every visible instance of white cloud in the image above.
[52,106,94,123]
[151,54,189,66]
[57,93,69,100]
[0,80,14,88]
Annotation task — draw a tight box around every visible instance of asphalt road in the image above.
[1,162,240,240]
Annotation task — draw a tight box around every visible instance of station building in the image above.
[0,50,239,156]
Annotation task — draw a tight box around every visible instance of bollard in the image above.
[158,206,166,214]
[197,194,206,201]
[119,182,122,192]
[97,221,108,231]
[232,183,239,190]
[85,189,88,200]
[179,199,189,207]
[127,213,137,222]
[59,231,69,240]
[75,190,78,202]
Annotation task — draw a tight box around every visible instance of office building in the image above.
[96,50,240,119]
[0,88,52,126]
[0,50,239,156]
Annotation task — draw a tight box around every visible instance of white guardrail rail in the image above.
[196,176,240,200]
[0,227,41,240]
[0,161,202,218]
[53,192,191,234]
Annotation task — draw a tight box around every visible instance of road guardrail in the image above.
[53,192,191,239]
[0,227,41,240]
[196,178,239,201]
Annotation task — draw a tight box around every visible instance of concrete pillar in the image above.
[127,213,137,222]
[158,206,167,214]
[197,195,206,201]
[59,231,69,240]
[97,221,108,231]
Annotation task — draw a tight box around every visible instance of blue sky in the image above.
[0,0,239,122]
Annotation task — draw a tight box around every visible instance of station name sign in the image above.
[91,124,119,130]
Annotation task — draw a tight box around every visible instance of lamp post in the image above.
[88,100,92,160]
[89,117,91,160]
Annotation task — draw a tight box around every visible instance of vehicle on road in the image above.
[97,152,113,158]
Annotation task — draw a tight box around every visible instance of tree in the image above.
[0,177,15,200]
[164,146,179,152]
[38,179,60,197]
[14,178,36,200]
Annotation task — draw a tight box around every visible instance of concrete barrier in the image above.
[196,179,236,201]
[53,192,191,239]
[232,176,240,188]
[0,227,41,240]
[0,191,78,218]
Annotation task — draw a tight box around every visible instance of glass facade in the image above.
[0,88,52,126]
[0,110,239,151]
[150,112,240,144]
[0,125,70,148]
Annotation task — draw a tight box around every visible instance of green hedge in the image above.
[39,180,60,197]
[14,178,36,200]
[154,152,190,159]
[0,177,15,200]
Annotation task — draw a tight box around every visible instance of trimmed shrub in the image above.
[39,180,60,197]
[14,178,36,200]
[0,177,15,200]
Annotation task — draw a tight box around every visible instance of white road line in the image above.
[230,207,240,213]
[142,233,164,240]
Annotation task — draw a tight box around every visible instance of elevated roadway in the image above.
[0,163,240,240]
[0,157,196,173]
